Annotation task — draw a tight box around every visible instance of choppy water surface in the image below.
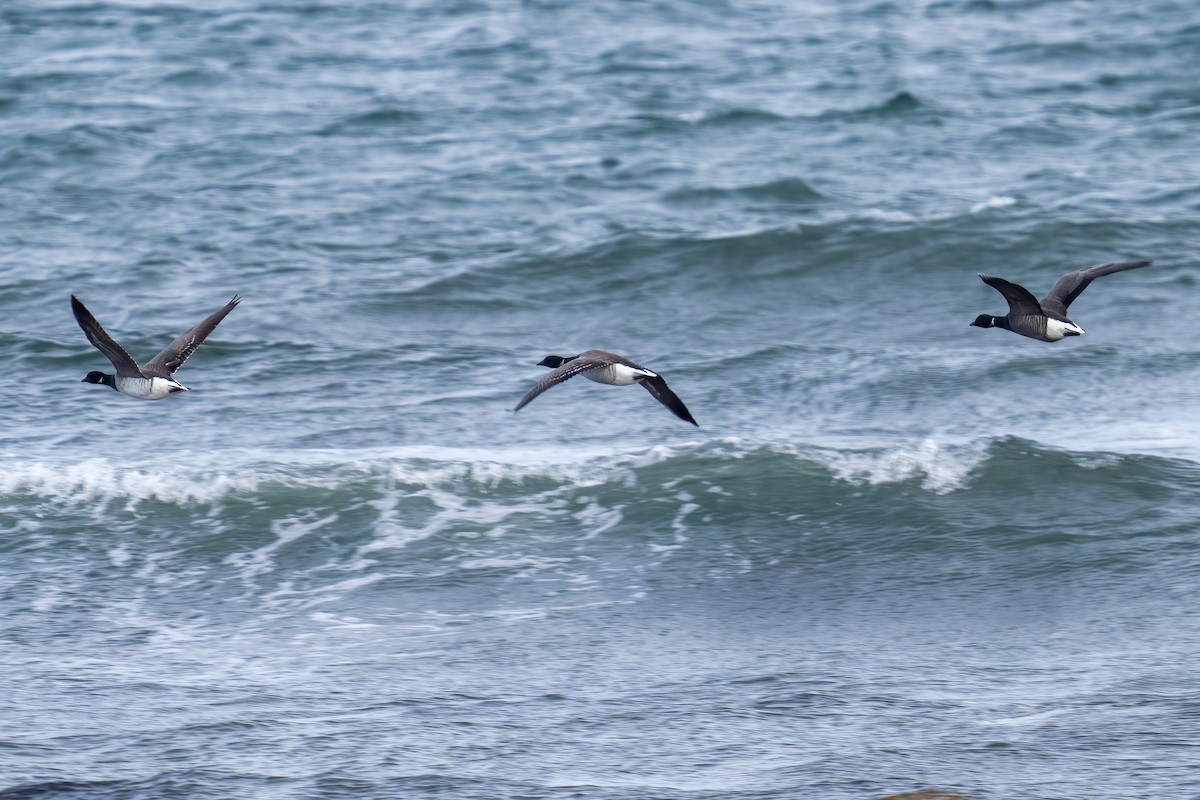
[1,2,1198,798]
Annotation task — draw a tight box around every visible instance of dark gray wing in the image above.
[513,354,613,412]
[1040,260,1152,318]
[978,274,1043,317]
[639,375,698,426]
[143,295,240,377]
[70,295,143,378]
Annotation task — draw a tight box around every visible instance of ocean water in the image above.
[2,1,1199,798]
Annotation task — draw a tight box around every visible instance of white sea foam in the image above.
[971,195,1018,213]
[860,208,919,223]
[225,513,339,580]
[308,611,379,630]
[108,544,132,568]
[0,443,626,511]
[0,438,994,540]
[670,491,699,535]
[358,483,540,556]
[29,586,66,613]
[0,457,266,508]
[814,438,991,494]
[458,554,572,573]
[572,496,623,540]
[848,194,1017,226]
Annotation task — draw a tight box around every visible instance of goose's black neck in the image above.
[82,371,118,390]
[972,314,1010,331]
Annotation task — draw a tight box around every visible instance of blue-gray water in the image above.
[2,2,1199,798]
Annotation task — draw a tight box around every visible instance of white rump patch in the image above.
[1045,318,1085,340]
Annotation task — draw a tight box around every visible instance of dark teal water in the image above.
[2,2,1199,798]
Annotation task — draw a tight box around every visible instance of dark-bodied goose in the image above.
[72,294,240,399]
[970,260,1151,341]
[514,350,698,426]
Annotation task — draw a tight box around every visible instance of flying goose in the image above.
[970,260,1151,341]
[71,294,240,399]
[514,350,698,425]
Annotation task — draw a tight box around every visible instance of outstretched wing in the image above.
[70,295,143,378]
[513,355,610,412]
[639,375,698,426]
[143,295,240,377]
[978,274,1043,317]
[1040,260,1151,318]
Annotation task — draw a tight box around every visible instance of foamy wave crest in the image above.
[971,195,1018,214]
[852,194,1019,225]
[0,457,283,508]
[811,438,991,494]
[0,437,999,520]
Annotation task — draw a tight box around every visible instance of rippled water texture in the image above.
[1,1,1198,798]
